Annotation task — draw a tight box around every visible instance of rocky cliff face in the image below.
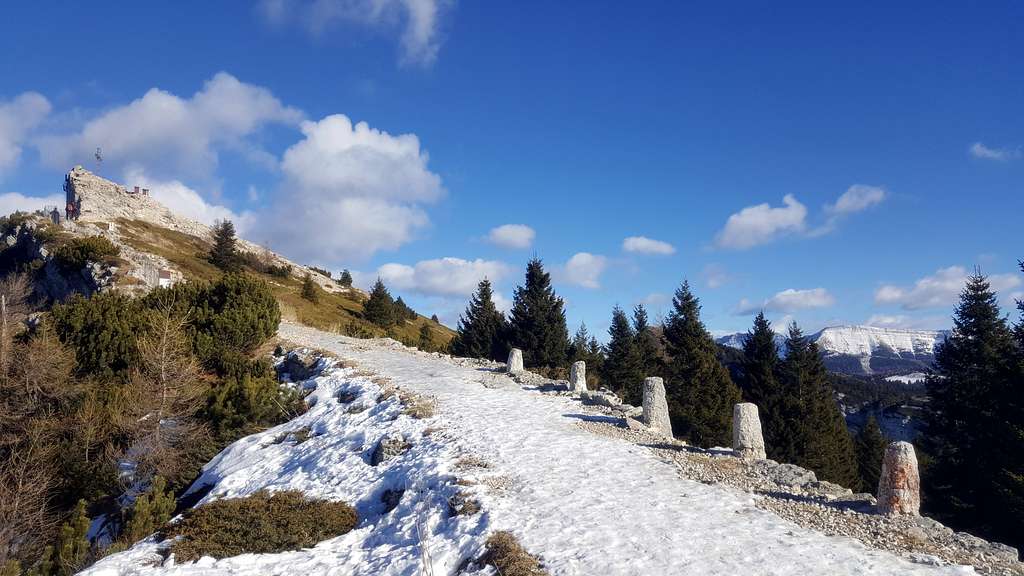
[59,166,340,293]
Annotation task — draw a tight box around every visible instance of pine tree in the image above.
[55,500,91,575]
[661,281,741,447]
[508,259,569,369]
[602,307,643,404]
[568,322,591,363]
[855,415,886,494]
[209,220,241,272]
[633,304,660,378]
[300,273,319,303]
[363,279,396,328]
[450,279,508,362]
[122,476,176,544]
[394,297,416,322]
[338,269,353,288]
[739,312,793,461]
[418,323,433,351]
[780,323,858,487]
[922,270,1022,547]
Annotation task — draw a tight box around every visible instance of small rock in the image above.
[370,434,411,466]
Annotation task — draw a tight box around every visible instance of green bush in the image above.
[203,373,304,438]
[162,491,357,561]
[121,476,176,544]
[52,236,120,272]
[51,292,150,377]
[144,273,280,366]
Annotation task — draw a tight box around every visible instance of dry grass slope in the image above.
[115,218,455,349]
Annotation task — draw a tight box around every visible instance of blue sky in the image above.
[1,1,1021,337]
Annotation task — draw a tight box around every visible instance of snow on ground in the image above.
[84,323,977,576]
[885,372,929,385]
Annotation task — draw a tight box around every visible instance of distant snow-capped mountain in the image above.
[716,325,949,376]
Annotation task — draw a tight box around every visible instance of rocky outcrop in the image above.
[370,434,411,466]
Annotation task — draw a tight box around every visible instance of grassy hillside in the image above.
[115,218,455,349]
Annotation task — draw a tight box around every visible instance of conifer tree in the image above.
[338,269,353,288]
[922,270,1022,546]
[855,415,886,494]
[508,259,569,369]
[661,281,741,447]
[602,307,643,404]
[568,322,591,363]
[633,304,660,378]
[779,323,858,487]
[418,323,433,351]
[121,476,176,544]
[363,278,396,328]
[209,220,241,272]
[300,273,318,303]
[451,279,508,362]
[55,500,90,575]
[739,312,794,460]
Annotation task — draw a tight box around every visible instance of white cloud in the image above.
[715,194,807,249]
[562,252,607,289]
[735,287,835,314]
[376,257,510,298]
[639,292,669,306]
[969,142,1021,161]
[700,263,731,289]
[123,167,255,234]
[875,266,1022,310]
[825,185,886,216]
[37,72,302,179]
[865,314,948,330]
[257,0,448,67]
[257,113,443,263]
[622,235,676,255]
[0,92,51,178]
[487,224,535,249]
[0,191,64,216]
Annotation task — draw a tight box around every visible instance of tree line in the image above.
[451,257,1024,547]
[0,229,303,574]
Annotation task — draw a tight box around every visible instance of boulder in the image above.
[877,441,920,516]
[641,377,672,438]
[279,350,320,381]
[506,348,524,374]
[568,361,587,393]
[732,403,766,460]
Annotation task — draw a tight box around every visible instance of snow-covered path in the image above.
[276,323,972,576]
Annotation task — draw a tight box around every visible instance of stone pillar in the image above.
[506,348,524,374]
[569,361,586,392]
[732,403,766,460]
[641,377,672,438]
[877,441,921,516]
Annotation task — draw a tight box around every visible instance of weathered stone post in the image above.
[732,403,766,460]
[641,377,672,438]
[569,361,586,392]
[877,441,921,516]
[506,348,524,374]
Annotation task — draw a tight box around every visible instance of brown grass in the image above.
[447,492,480,517]
[478,531,548,576]
[114,218,455,347]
